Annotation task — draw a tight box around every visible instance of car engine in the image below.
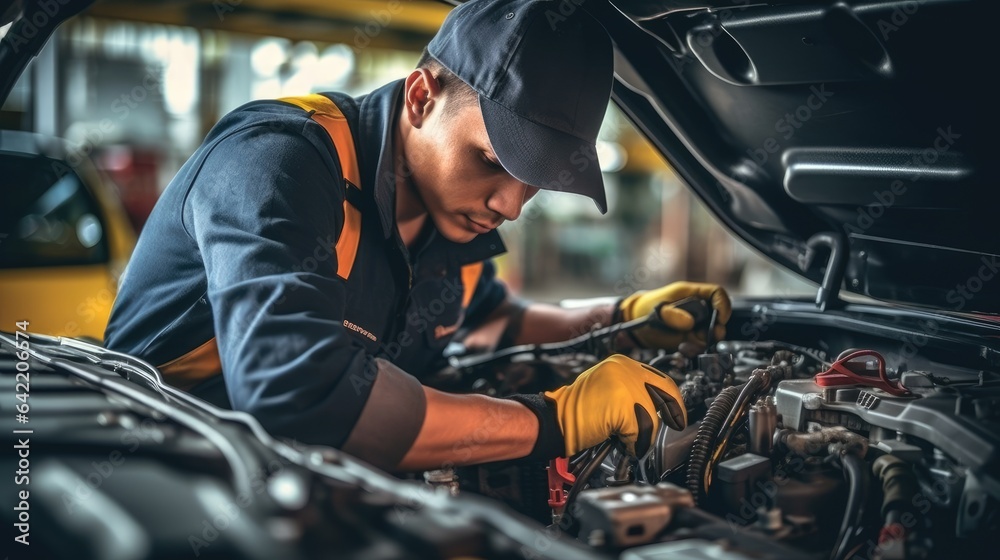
[424,301,999,559]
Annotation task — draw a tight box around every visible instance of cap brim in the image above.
[479,95,608,214]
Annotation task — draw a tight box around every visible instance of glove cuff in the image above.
[506,393,566,460]
[611,297,627,324]
[612,296,647,349]
[616,290,652,321]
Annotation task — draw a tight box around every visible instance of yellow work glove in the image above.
[618,281,732,350]
[543,354,686,457]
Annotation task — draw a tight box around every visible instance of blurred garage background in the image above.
[0,0,811,341]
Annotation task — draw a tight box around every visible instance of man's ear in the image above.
[403,67,441,129]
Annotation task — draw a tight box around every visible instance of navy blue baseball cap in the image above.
[428,0,613,213]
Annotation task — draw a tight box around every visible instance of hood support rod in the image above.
[798,232,847,312]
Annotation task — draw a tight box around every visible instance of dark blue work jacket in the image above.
[104,80,507,448]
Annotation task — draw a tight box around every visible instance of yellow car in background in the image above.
[0,131,135,341]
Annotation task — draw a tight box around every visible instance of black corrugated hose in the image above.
[686,385,742,504]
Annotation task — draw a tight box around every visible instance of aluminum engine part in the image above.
[774,379,1000,483]
[958,473,992,537]
[749,396,777,456]
[424,468,459,496]
[575,483,695,548]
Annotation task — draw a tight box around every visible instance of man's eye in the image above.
[481,153,503,170]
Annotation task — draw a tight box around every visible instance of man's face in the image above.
[399,71,540,243]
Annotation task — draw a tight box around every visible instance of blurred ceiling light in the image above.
[103,22,138,58]
[596,140,627,173]
[291,41,319,68]
[318,44,355,88]
[163,31,198,115]
[251,38,289,77]
[284,42,321,95]
[150,26,171,61]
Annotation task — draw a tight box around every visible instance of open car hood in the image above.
[590,0,997,314]
[0,0,93,106]
[3,0,995,313]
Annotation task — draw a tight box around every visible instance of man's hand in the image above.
[618,281,731,350]
[543,354,686,457]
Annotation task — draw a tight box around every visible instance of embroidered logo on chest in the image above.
[343,319,377,342]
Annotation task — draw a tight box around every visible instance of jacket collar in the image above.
[357,80,505,265]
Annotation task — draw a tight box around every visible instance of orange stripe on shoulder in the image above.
[279,94,362,280]
[278,94,361,189]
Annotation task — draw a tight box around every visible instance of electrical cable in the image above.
[564,440,613,511]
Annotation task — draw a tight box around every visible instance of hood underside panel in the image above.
[598,0,998,313]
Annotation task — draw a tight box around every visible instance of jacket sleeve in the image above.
[185,118,425,469]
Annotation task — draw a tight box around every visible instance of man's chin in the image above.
[440,227,479,244]
[430,214,481,243]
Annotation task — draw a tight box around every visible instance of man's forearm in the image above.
[397,386,539,471]
[394,302,638,471]
[463,300,630,349]
[513,302,616,345]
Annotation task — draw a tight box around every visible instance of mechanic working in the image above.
[104,0,731,472]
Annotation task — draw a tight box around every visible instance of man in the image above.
[105,0,731,472]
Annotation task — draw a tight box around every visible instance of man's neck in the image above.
[393,124,429,248]
[397,211,429,250]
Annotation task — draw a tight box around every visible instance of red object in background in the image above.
[814,349,909,396]
[97,146,162,232]
[547,457,576,508]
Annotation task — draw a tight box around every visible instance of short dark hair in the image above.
[416,48,478,115]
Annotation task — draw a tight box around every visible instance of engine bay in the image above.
[425,301,1000,559]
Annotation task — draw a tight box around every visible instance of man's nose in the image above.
[487,181,538,222]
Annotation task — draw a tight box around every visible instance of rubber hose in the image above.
[872,455,919,519]
[872,454,922,549]
[686,385,742,504]
[831,453,869,560]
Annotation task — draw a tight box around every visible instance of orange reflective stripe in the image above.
[336,201,362,280]
[159,97,363,391]
[157,337,222,391]
[460,262,484,307]
[278,94,362,280]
